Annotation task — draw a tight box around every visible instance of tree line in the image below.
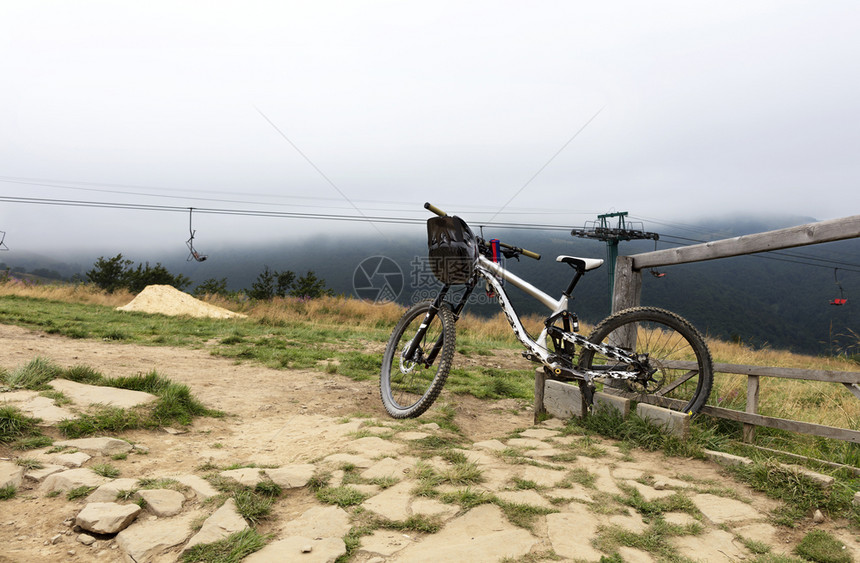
[85,254,333,300]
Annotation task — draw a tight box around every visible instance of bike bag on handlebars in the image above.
[427,215,479,284]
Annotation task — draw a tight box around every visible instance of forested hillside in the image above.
[2,216,857,356]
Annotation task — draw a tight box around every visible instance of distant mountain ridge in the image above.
[2,215,857,357]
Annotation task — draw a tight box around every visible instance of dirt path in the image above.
[1,323,858,562]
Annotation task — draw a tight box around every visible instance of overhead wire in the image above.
[0,193,857,273]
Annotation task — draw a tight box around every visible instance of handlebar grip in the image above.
[499,241,541,260]
[424,202,447,217]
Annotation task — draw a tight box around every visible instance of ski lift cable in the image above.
[1,194,859,274]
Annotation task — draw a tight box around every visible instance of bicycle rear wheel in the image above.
[380,300,456,418]
[579,307,713,414]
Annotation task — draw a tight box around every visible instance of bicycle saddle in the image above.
[556,255,604,271]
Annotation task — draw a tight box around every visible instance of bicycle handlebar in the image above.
[424,202,540,260]
[424,202,447,217]
[499,241,541,261]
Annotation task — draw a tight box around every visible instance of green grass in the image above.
[1,357,63,390]
[315,485,368,507]
[593,518,703,561]
[91,463,120,478]
[794,529,851,563]
[724,459,860,527]
[67,486,97,500]
[495,499,557,531]
[181,528,270,563]
[0,405,43,445]
[56,371,222,438]
[231,489,273,525]
[16,458,44,470]
[0,484,16,500]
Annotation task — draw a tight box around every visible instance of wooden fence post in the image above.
[612,255,642,314]
[744,375,760,442]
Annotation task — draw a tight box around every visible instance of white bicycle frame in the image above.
[476,255,641,380]
[476,255,565,366]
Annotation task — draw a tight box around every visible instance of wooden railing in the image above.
[610,215,860,443]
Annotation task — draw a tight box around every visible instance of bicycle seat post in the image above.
[563,266,585,298]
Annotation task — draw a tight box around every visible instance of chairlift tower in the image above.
[571,212,659,301]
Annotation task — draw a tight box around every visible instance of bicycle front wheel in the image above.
[579,307,713,414]
[380,300,456,418]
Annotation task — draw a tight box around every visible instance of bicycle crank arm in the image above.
[546,365,641,382]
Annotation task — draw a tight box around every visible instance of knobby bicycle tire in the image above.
[380,300,456,418]
[579,307,713,414]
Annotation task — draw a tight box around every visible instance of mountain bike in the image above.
[379,203,713,419]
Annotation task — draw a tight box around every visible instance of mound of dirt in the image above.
[116,284,246,319]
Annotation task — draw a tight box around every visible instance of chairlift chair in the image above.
[830,268,847,306]
[186,208,208,262]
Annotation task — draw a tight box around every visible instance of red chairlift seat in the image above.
[830,298,847,306]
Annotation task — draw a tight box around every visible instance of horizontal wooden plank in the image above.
[630,215,860,269]
[614,390,860,444]
[661,361,860,384]
[698,404,860,444]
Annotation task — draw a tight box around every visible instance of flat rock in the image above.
[280,505,351,539]
[520,465,568,488]
[40,468,109,494]
[623,481,676,501]
[471,439,508,452]
[395,431,429,441]
[75,502,141,534]
[23,464,65,484]
[15,395,75,424]
[171,474,219,500]
[49,379,157,409]
[733,522,791,554]
[347,436,404,457]
[358,529,415,557]
[507,438,551,450]
[410,497,458,520]
[663,512,699,528]
[617,546,657,563]
[674,528,749,562]
[116,513,194,562]
[608,513,648,534]
[391,504,537,562]
[547,504,603,561]
[52,451,92,468]
[495,489,554,509]
[244,536,346,563]
[520,428,559,439]
[360,457,411,481]
[361,480,413,521]
[547,485,593,503]
[183,498,248,552]
[0,461,24,490]
[219,467,264,487]
[692,493,763,524]
[88,478,141,502]
[136,488,185,517]
[54,437,134,456]
[322,453,374,468]
[263,464,315,489]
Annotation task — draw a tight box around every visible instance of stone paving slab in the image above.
[546,503,604,561]
[390,504,538,562]
[245,536,346,563]
[692,493,764,524]
[49,379,157,408]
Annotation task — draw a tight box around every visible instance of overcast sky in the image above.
[1,1,858,257]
